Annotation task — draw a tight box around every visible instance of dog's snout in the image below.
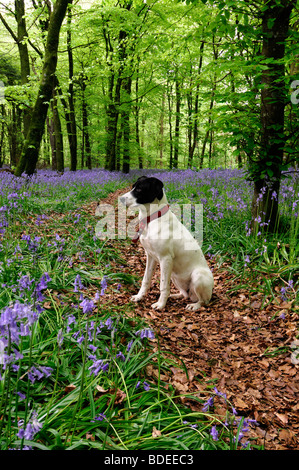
[120,196,126,205]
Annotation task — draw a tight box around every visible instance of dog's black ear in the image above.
[132,175,147,188]
[151,177,164,200]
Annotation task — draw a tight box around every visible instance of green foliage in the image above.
[0,0,298,174]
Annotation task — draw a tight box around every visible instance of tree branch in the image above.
[0,12,18,42]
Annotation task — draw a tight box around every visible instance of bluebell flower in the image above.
[136,380,150,391]
[202,396,214,412]
[116,351,126,362]
[80,298,95,314]
[74,274,84,292]
[66,314,77,332]
[136,328,155,340]
[210,425,218,441]
[143,381,150,391]
[100,276,108,296]
[88,359,109,376]
[17,411,42,440]
[16,391,26,401]
[91,413,106,422]
[105,317,113,330]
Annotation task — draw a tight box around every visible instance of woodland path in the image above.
[74,188,298,450]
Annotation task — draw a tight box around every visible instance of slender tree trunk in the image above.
[251,0,295,232]
[48,87,64,172]
[187,41,204,168]
[200,77,215,169]
[105,100,119,171]
[15,0,71,176]
[158,93,165,168]
[135,65,143,169]
[173,69,181,169]
[82,78,91,169]
[167,81,173,169]
[52,89,64,172]
[9,104,22,167]
[121,76,132,174]
[67,1,77,171]
[46,115,56,169]
[0,105,5,166]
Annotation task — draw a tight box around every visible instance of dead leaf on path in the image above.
[279,429,297,446]
[64,384,76,394]
[234,397,249,410]
[275,413,288,425]
[95,385,108,394]
[43,301,52,309]
[108,388,126,405]
[152,426,161,438]
[251,301,261,309]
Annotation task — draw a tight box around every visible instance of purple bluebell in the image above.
[136,328,155,340]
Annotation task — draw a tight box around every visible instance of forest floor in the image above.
[54,187,298,451]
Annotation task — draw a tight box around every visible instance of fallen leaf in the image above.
[64,384,76,394]
[95,385,108,394]
[275,413,288,425]
[251,301,261,309]
[152,426,162,438]
[234,397,249,410]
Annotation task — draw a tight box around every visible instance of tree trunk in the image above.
[251,0,295,232]
[15,0,71,176]
[173,69,181,169]
[9,104,22,168]
[15,0,31,137]
[121,76,132,174]
[200,77,215,169]
[67,1,77,171]
[0,105,5,167]
[46,115,56,169]
[52,88,64,172]
[82,77,91,169]
[135,65,143,169]
[105,101,119,171]
[158,93,165,168]
[167,80,173,169]
[187,41,204,168]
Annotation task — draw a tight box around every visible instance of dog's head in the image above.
[120,176,164,207]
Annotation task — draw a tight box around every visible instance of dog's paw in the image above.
[131,294,143,302]
[186,302,201,312]
[151,301,165,311]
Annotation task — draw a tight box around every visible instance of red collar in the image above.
[132,204,170,243]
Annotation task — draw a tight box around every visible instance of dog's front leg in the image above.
[131,254,157,302]
[151,256,172,310]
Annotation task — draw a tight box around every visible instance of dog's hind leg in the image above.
[169,277,188,299]
[186,268,213,312]
[169,292,185,299]
[131,254,157,302]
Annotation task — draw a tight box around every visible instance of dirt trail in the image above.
[85,189,298,450]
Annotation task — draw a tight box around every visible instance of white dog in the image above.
[120,176,214,311]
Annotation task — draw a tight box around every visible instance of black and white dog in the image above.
[120,176,214,311]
